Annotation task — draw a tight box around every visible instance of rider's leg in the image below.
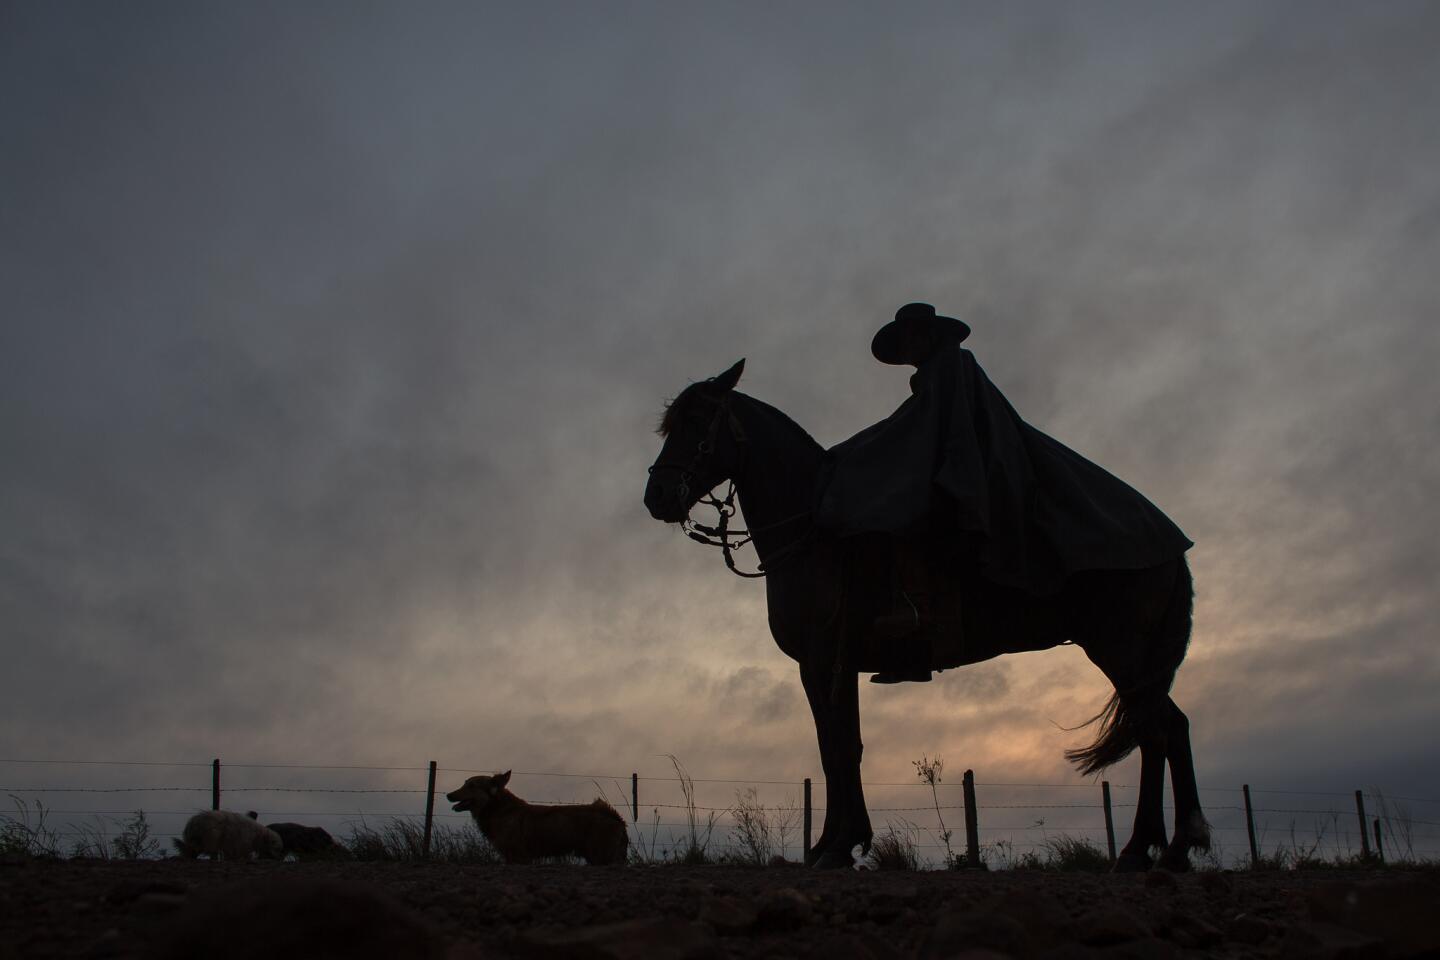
[870,538,937,683]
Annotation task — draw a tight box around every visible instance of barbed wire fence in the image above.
[2,757,1437,868]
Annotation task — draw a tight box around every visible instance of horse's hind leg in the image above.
[1158,697,1210,871]
[1075,632,1171,871]
[1092,559,1199,871]
[1115,704,1169,872]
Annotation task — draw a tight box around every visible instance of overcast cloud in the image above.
[3,0,1438,830]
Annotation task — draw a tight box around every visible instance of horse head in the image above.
[645,359,746,522]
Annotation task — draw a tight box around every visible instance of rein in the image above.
[683,483,811,578]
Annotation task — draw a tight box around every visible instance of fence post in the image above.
[962,769,981,868]
[803,778,812,864]
[422,761,437,859]
[632,772,638,822]
[1355,790,1371,858]
[1101,781,1116,864]
[1243,784,1259,868]
[1373,819,1385,865]
[211,758,220,811]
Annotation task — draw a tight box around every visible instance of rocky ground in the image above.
[1,858,1437,959]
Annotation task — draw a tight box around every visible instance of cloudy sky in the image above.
[3,1,1438,842]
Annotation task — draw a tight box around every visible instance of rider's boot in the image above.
[869,550,938,683]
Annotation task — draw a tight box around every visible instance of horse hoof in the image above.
[1112,852,1152,873]
[812,846,856,870]
[805,835,842,867]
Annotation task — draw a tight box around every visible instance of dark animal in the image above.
[446,771,628,865]
[266,822,347,860]
[644,359,1209,871]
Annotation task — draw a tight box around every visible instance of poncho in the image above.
[815,346,1192,595]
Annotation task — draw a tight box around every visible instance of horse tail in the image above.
[1065,692,1129,777]
[1066,559,1194,776]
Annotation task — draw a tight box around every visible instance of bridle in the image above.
[648,391,737,508]
[648,392,810,578]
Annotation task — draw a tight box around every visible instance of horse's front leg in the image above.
[800,660,871,869]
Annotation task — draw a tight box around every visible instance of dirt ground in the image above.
[2,858,1437,959]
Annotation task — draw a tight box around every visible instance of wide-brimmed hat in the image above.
[871,302,971,364]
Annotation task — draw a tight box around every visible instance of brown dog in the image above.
[446,770,628,865]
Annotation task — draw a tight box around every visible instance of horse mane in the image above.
[655,396,682,438]
[656,380,714,438]
[730,391,824,457]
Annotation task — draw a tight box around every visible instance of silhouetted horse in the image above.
[644,360,1209,871]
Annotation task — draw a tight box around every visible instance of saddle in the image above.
[844,535,969,684]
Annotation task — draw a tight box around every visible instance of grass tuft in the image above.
[725,786,800,866]
[986,834,1108,872]
[343,818,501,863]
[0,796,62,860]
[865,821,922,871]
[665,755,720,865]
[70,810,162,860]
[1042,834,1111,872]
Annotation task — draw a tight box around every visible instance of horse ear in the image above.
[712,358,745,392]
[496,770,512,788]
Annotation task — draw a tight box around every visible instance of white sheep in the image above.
[173,810,284,860]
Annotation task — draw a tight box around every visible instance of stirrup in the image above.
[868,619,935,684]
[869,669,933,684]
[874,585,928,633]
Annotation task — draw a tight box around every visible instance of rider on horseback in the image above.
[818,303,1193,683]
